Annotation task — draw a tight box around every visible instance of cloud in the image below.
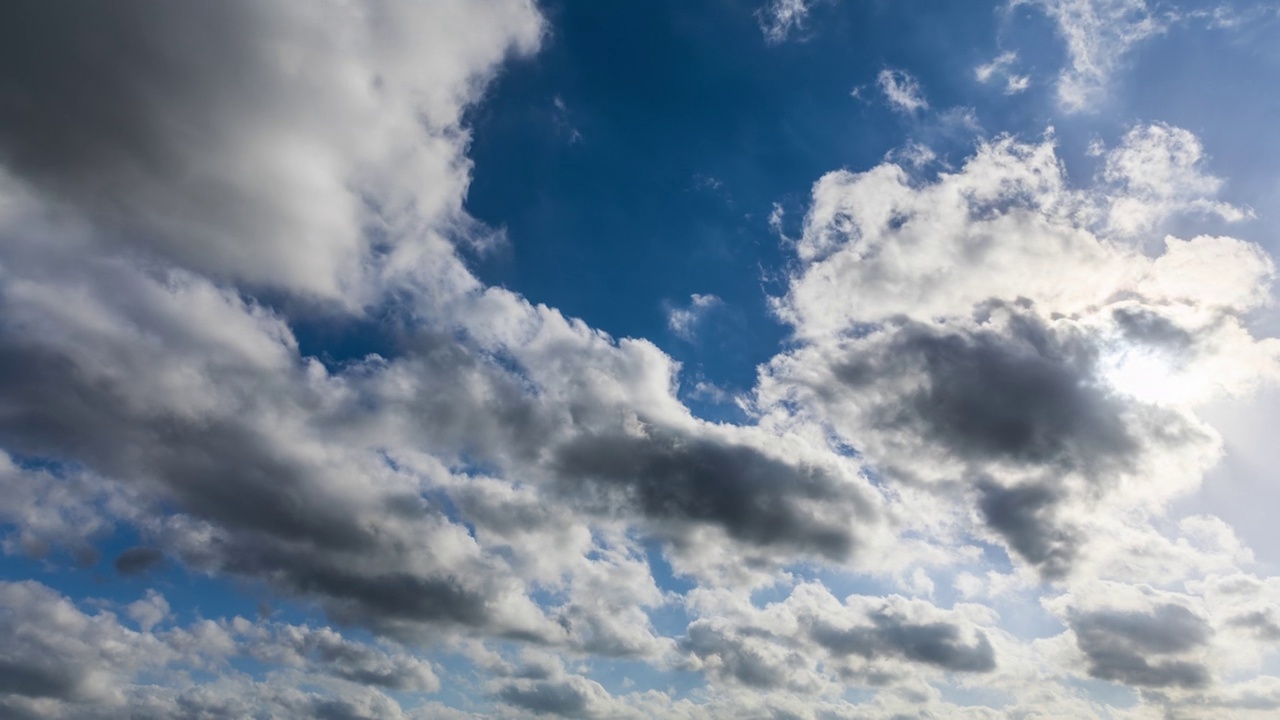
[679,583,999,693]
[0,0,893,675]
[876,69,929,113]
[496,678,598,718]
[1070,603,1212,688]
[667,293,723,340]
[974,51,1030,94]
[0,451,135,562]
[0,0,541,302]
[3,2,1280,717]
[0,579,448,718]
[757,0,814,44]
[1100,123,1253,237]
[809,613,996,673]
[114,547,164,576]
[1015,0,1165,112]
[241,623,440,692]
[551,424,876,562]
[977,480,1080,579]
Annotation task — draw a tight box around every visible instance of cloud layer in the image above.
[1,1,1279,718]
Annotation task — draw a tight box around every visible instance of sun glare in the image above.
[1101,348,1190,405]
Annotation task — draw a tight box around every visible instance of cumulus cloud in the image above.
[0,580,444,718]
[760,125,1279,581]
[0,0,543,302]
[1099,123,1253,237]
[1070,603,1212,688]
[0,0,893,700]
[679,583,999,695]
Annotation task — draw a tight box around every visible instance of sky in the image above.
[2,0,1280,718]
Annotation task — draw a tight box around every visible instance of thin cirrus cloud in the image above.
[0,0,1279,718]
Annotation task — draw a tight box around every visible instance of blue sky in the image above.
[3,1,1280,718]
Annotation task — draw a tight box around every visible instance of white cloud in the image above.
[757,0,814,44]
[876,68,929,113]
[975,51,1031,94]
[667,293,724,340]
[1100,123,1253,237]
[1015,0,1165,112]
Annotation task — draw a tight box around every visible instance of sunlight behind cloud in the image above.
[1101,346,1193,405]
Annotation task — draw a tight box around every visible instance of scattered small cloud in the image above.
[668,293,724,341]
[876,68,929,113]
[552,94,583,144]
[975,51,1031,94]
[886,141,937,169]
[757,0,814,44]
[692,174,725,192]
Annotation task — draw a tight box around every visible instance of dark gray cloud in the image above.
[977,481,1078,580]
[0,1,328,290]
[497,680,592,718]
[1111,307,1196,351]
[825,308,1209,578]
[810,612,996,673]
[1227,610,1280,641]
[0,328,528,640]
[252,625,438,692]
[0,698,43,720]
[681,622,801,690]
[837,313,1135,471]
[0,344,368,552]
[552,428,869,560]
[0,658,80,700]
[114,546,165,576]
[1071,603,1212,688]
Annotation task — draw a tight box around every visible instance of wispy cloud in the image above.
[975,50,1031,94]
[758,0,814,44]
[876,68,929,113]
[1016,0,1165,112]
[668,293,724,340]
